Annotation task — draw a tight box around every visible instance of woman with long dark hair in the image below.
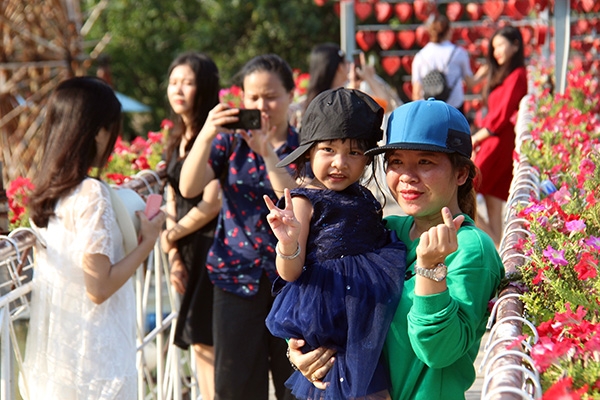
[160,52,222,400]
[21,76,165,399]
[304,43,350,110]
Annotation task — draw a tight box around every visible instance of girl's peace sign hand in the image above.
[263,188,301,246]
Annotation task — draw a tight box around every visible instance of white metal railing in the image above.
[480,94,543,399]
[0,168,199,400]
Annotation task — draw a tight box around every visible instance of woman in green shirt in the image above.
[287,99,505,400]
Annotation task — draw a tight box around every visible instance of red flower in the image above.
[531,336,572,372]
[219,86,243,108]
[573,252,598,280]
[131,136,149,153]
[147,130,163,144]
[6,176,35,226]
[542,377,588,399]
[160,119,174,130]
[104,173,128,185]
[9,204,25,223]
[6,176,35,200]
[554,304,587,326]
[294,71,310,97]
[585,191,597,206]
[532,268,545,285]
[113,137,130,155]
[133,156,150,171]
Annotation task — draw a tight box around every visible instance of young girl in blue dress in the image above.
[264,88,406,400]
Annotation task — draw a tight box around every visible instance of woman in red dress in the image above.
[471,26,527,246]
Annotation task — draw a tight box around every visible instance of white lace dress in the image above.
[19,178,137,400]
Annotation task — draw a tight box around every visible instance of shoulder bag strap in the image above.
[103,182,139,255]
[445,46,462,92]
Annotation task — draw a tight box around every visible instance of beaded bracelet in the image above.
[276,243,301,260]
[286,347,300,371]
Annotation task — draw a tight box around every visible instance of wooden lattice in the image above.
[0,0,108,184]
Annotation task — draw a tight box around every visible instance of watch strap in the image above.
[414,262,447,282]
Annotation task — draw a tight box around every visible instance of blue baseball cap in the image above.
[365,98,472,158]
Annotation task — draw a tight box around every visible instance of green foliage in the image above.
[83,0,339,137]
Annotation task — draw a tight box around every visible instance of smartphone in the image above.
[223,109,261,130]
[144,193,162,219]
[353,51,362,69]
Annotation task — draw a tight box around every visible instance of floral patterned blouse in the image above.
[207,127,298,298]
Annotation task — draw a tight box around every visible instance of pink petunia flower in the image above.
[565,219,586,234]
[542,246,569,266]
[584,236,600,250]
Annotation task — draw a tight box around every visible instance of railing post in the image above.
[154,245,165,399]
[340,0,356,60]
[0,308,13,400]
[553,0,570,95]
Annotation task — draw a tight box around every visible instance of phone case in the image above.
[223,109,261,130]
[144,193,162,219]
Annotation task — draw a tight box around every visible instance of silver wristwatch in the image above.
[414,263,447,282]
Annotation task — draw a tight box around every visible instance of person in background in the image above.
[21,76,165,399]
[179,54,298,400]
[304,43,351,110]
[347,51,402,115]
[411,14,487,113]
[471,26,527,247]
[286,99,505,400]
[264,88,406,399]
[291,43,400,128]
[160,52,222,400]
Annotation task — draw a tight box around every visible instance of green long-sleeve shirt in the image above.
[383,215,504,400]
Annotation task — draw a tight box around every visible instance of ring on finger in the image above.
[310,374,319,382]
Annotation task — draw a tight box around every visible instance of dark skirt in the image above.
[173,218,217,348]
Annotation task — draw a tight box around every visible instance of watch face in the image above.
[433,265,447,281]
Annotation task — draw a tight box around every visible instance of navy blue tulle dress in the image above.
[266,183,407,400]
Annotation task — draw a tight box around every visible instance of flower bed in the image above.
[100,119,170,185]
[512,64,600,397]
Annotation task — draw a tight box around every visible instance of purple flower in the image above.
[542,246,569,266]
[537,215,550,228]
[565,219,586,234]
[584,236,600,251]
[522,203,545,215]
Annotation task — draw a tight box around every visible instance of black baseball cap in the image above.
[277,88,384,167]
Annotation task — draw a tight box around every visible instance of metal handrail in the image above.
[482,365,542,399]
[481,94,542,399]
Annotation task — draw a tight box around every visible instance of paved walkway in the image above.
[466,331,488,399]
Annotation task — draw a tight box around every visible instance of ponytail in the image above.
[449,153,478,220]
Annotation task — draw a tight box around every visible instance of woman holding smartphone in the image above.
[179,54,299,400]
